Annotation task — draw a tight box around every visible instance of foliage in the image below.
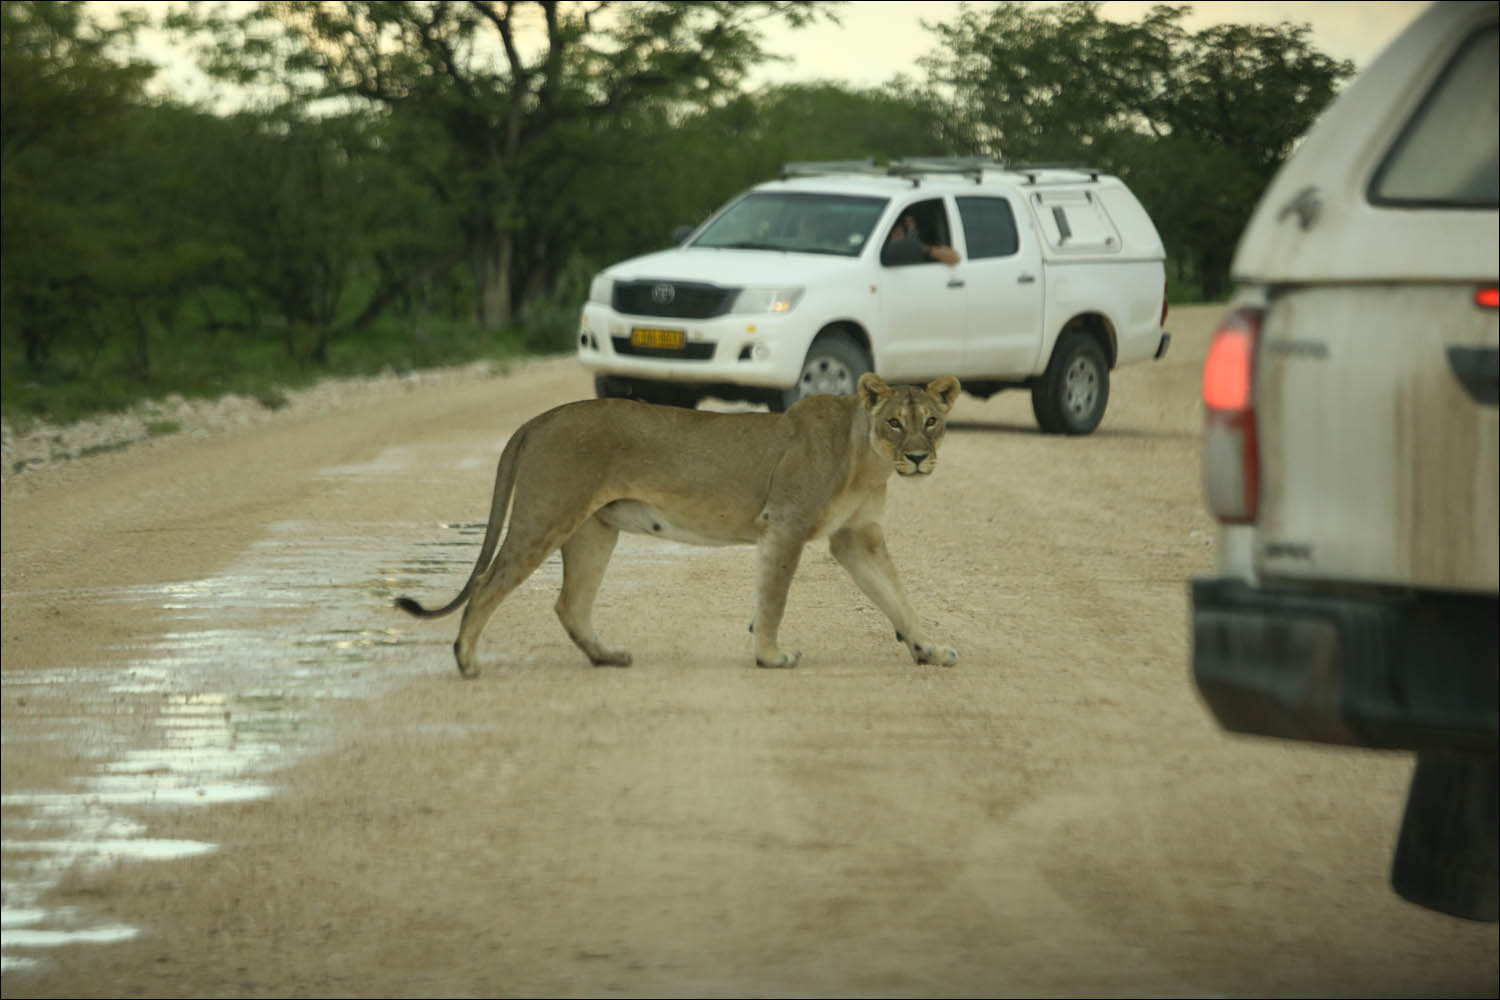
[1,0,156,369]
[2,0,1356,431]
[168,1,840,332]
[920,1,1353,298]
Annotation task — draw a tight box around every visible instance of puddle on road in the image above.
[0,516,475,973]
[3,437,721,973]
[2,496,714,973]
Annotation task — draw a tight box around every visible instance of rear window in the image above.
[956,196,1020,259]
[1031,190,1121,253]
[1370,25,1499,208]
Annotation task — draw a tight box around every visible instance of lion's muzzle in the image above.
[896,452,935,477]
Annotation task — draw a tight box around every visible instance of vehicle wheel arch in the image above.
[1053,311,1118,369]
[813,319,873,367]
[769,321,873,412]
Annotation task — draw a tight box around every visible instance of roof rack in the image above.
[886,156,1005,186]
[776,156,1107,187]
[779,158,882,180]
[1009,162,1104,185]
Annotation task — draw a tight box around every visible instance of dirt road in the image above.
[3,305,1495,998]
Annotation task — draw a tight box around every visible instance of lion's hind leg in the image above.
[453,509,596,678]
[556,514,632,667]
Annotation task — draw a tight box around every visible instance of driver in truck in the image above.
[882,213,960,267]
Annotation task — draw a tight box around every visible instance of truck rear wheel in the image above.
[1031,332,1109,435]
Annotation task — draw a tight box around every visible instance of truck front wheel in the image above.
[771,332,870,413]
[1031,332,1110,435]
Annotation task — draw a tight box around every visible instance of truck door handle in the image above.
[947,278,965,289]
[1447,347,1499,405]
[1018,273,1037,284]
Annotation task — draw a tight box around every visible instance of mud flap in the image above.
[1392,754,1499,922]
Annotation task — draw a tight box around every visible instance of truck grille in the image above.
[611,337,716,361]
[612,281,736,319]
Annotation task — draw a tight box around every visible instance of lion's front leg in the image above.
[829,523,958,667]
[752,529,805,669]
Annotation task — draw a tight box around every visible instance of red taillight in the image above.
[1203,325,1254,410]
[1161,279,1170,327]
[1202,308,1262,525]
[1477,286,1499,309]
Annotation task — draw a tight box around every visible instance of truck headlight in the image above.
[731,286,804,315]
[588,274,614,306]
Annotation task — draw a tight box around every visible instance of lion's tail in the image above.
[394,427,526,620]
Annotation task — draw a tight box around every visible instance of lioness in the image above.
[396,373,961,676]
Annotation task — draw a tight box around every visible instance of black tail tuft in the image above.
[394,596,427,616]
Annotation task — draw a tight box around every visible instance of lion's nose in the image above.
[905,452,928,466]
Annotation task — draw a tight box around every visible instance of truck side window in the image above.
[1370,25,1498,208]
[956,196,1020,258]
[1033,190,1121,253]
[880,198,950,266]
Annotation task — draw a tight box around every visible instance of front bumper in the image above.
[577,303,806,389]
[1190,578,1498,754]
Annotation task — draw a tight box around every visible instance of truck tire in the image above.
[1031,332,1109,435]
[594,375,698,409]
[771,331,870,412]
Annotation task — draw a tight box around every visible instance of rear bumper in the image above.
[1154,332,1171,360]
[1190,578,1498,754]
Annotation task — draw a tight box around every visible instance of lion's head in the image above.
[858,373,961,478]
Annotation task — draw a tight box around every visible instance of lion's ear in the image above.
[926,375,961,413]
[858,373,892,410]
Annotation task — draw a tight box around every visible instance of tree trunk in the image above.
[471,220,514,331]
[1199,251,1230,303]
[19,290,58,369]
[129,302,152,381]
[22,317,50,369]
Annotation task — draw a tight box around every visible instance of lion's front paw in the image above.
[912,642,959,667]
[755,649,802,669]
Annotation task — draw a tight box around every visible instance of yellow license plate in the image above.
[630,327,686,351]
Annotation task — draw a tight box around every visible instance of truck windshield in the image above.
[691,192,889,257]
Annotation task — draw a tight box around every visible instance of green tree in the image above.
[174,0,840,332]
[540,81,956,279]
[1,0,155,369]
[920,1,1182,163]
[918,1,1352,299]
[86,103,243,378]
[184,108,448,363]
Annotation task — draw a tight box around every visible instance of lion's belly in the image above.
[595,500,756,547]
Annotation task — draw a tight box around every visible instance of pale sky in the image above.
[97,1,1433,104]
[743,2,1431,89]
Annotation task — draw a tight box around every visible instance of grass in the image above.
[5,276,1219,434]
[1,310,556,432]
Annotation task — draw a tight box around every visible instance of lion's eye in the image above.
[887,418,903,430]
[925,416,938,429]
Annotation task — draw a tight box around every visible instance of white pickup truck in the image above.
[578,159,1171,434]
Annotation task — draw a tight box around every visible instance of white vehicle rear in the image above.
[1203,3,1498,594]
[1192,1,1498,922]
